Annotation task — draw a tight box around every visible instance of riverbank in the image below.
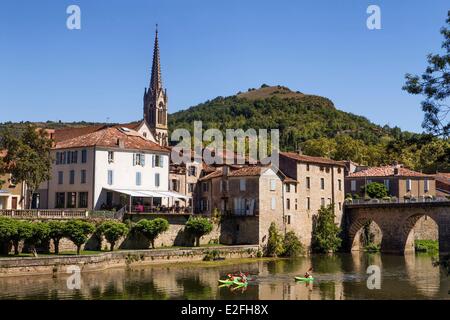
[0,245,260,277]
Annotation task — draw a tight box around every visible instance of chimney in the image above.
[117,138,125,149]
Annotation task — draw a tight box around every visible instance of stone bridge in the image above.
[343,201,450,254]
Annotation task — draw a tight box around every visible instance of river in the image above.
[0,252,448,299]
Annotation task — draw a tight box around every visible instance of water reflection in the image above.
[0,253,448,300]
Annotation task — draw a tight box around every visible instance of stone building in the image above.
[279,152,346,250]
[345,164,436,200]
[197,165,286,246]
[0,150,27,210]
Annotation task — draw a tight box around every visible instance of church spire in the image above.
[150,24,162,92]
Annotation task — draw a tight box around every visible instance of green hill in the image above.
[169,85,449,172]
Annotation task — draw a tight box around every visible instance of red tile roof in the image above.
[53,127,169,153]
[280,152,345,166]
[434,172,450,182]
[348,166,432,178]
[53,125,107,142]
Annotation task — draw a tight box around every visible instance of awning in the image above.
[104,188,191,199]
[156,190,191,200]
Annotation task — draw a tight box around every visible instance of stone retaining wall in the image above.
[0,245,260,277]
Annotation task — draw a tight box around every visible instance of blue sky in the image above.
[0,0,448,133]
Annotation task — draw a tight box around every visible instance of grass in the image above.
[415,240,439,253]
[149,257,279,269]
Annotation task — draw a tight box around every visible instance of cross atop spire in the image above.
[150,25,162,92]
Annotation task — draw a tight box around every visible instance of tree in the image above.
[0,125,52,208]
[64,220,95,255]
[134,218,169,249]
[403,11,450,137]
[363,182,388,199]
[97,221,128,251]
[27,222,50,257]
[0,217,17,254]
[312,205,342,253]
[10,220,33,255]
[266,222,284,257]
[185,217,213,247]
[282,231,304,257]
[47,221,66,254]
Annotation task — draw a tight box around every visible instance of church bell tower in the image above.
[144,25,168,146]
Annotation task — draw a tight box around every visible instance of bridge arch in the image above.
[348,218,383,252]
[401,214,439,253]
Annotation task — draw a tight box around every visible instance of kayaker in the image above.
[304,267,313,279]
[239,272,248,283]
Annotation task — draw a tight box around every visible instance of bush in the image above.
[312,205,342,253]
[203,249,222,261]
[134,218,169,248]
[364,243,381,252]
[282,231,304,257]
[97,221,129,251]
[47,221,66,254]
[362,182,388,199]
[64,220,95,255]
[185,217,213,247]
[266,222,283,257]
[415,240,439,253]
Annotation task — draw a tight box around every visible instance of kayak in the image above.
[295,276,314,281]
[218,277,242,285]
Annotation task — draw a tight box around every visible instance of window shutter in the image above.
[133,154,136,166]
[141,154,145,166]
[160,155,164,167]
[152,155,155,167]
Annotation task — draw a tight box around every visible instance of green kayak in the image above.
[218,277,242,285]
[295,276,314,281]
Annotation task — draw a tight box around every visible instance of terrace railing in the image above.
[0,209,89,219]
[344,197,450,206]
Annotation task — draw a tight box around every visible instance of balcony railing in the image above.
[0,209,89,219]
[344,197,450,206]
[127,205,193,215]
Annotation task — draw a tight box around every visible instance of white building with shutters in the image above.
[35,126,177,211]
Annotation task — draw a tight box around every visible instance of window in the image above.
[55,192,65,208]
[69,170,75,184]
[71,151,78,164]
[188,166,197,176]
[286,215,291,225]
[58,171,63,184]
[143,132,147,138]
[153,154,163,167]
[295,198,298,210]
[320,178,325,190]
[338,168,342,174]
[240,179,246,191]
[202,182,209,192]
[307,197,310,210]
[270,179,276,191]
[67,192,76,208]
[338,202,342,211]
[56,152,60,165]
[155,173,160,187]
[306,164,310,171]
[351,180,356,192]
[306,177,311,189]
[367,179,372,185]
[286,198,291,210]
[134,153,145,166]
[106,192,113,207]
[108,151,114,163]
[286,184,291,193]
[31,193,40,209]
[320,166,324,172]
[384,179,390,191]
[136,172,142,186]
[221,180,228,192]
[328,198,332,205]
[406,179,412,192]
[107,170,113,185]
[321,198,325,207]
[424,179,429,192]
[338,179,342,191]
[81,149,87,163]
[201,198,209,211]
[188,183,195,193]
[271,197,276,210]
[81,170,86,184]
[78,192,88,208]
[171,179,179,191]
